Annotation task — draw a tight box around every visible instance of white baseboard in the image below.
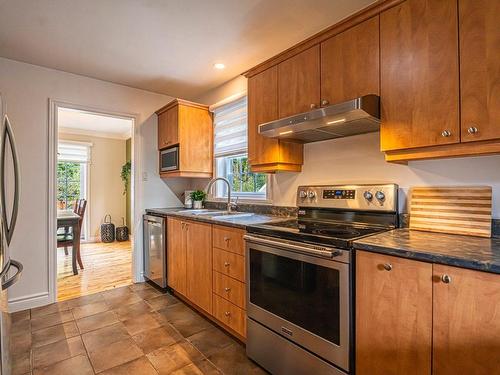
[8,291,51,312]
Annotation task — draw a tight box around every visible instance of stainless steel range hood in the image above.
[258,95,380,143]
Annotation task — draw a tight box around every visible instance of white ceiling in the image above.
[0,0,374,100]
[58,107,133,139]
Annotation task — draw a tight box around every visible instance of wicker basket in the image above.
[116,217,129,242]
[100,214,115,243]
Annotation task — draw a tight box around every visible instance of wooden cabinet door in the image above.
[247,67,303,172]
[459,0,500,142]
[433,265,500,375]
[248,66,280,166]
[356,251,432,375]
[380,0,459,151]
[158,106,179,150]
[167,217,186,295]
[321,16,379,105]
[278,46,320,118]
[185,221,212,314]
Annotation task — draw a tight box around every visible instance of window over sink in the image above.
[212,96,269,201]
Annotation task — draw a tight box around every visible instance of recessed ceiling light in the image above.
[213,63,225,70]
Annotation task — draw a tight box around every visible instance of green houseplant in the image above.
[121,161,131,195]
[190,190,207,209]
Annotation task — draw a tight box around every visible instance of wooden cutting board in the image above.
[409,186,492,237]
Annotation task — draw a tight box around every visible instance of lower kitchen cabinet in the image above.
[185,220,212,314]
[356,250,500,375]
[356,251,432,375]
[213,293,246,338]
[166,217,248,340]
[167,218,212,314]
[167,217,187,295]
[432,264,500,375]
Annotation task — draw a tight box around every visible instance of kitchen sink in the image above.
[212,212,254,219]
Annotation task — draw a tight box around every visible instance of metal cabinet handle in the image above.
[1,115,20,246]
[441,274,452,284]
[1,260,23,290]
[441,130,451,137]
[383,263,392,271]
[310,103,317,109]
[224,287,231,292]
[181,222,185,229]
[321,99,329,106]
[224,262,230,267]
[467,126,478,134]
[224,311,231,317]
[224,236,230,242]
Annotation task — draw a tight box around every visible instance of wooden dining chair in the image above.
[57,199,87,270]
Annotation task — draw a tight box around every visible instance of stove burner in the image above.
[312,228,361,237]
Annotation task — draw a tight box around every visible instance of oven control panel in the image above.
[297,184,398,212]
[322,189,355,200]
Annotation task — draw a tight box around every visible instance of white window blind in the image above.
[213,96,248,157]
[58,142,91,163]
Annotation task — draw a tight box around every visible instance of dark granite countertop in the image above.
[354,228,500,274]
[145,207,288,229]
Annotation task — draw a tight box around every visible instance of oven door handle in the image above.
[243,234,342,259]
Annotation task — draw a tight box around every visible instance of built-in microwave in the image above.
[160,146,179,172]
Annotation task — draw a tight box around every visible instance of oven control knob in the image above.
[307,191,316,199]
[363,191,373,201]
[375,191,385,201]
[299,190,307,199]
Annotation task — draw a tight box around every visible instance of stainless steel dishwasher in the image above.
[143,214,167,288]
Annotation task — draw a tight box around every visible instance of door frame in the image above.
[48,99,139,303]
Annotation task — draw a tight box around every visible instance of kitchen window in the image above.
[212,96,269,201]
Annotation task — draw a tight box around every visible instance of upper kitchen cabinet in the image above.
[321,16,379,105]
[278,46,320,118]
[155,99,213,178]
[459,0,500,143]
[247,66,303,173]
[380,0,460,152]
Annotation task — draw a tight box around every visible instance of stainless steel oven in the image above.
[245,234,351,375]
[159,146,178,172]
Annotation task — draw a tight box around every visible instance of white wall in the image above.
[0,57,187,310]
[58,133,127,241]
[196,76,500,218]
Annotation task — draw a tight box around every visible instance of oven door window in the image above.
[249,249,341,345]
[161,148,178,170]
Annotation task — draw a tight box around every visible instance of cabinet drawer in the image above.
[213,248,245,282]
[213,271,246,309]
[213,225,245,256]
[213,293,246,338]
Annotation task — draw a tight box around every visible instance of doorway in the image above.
[49,101,137,302]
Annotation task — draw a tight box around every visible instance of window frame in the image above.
[208,95,272,204]
[57,140,92,240]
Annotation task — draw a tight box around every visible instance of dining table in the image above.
[57,210,82,275]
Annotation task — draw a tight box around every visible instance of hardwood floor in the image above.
[57,240,133,301]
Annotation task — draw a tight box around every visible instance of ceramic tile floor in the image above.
[10,283,267,375]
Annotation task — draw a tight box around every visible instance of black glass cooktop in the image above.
[247,219,390,249]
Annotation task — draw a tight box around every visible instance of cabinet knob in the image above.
[224,287,231,292]
[383,263,393,271]
[441,130,452,137]
[467,126,478,134]
[310,103,318,109]
[224,262,230,267]
[224,311,231,317]
[321,99,329,107]
[224,236,230,242]
[441,274,452,284]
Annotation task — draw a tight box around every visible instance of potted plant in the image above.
[121,161,131,195]
[190,190,207,209]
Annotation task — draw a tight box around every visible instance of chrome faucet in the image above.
[205,177,237,213]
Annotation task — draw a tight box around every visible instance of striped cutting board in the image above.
[409,186,492,238]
